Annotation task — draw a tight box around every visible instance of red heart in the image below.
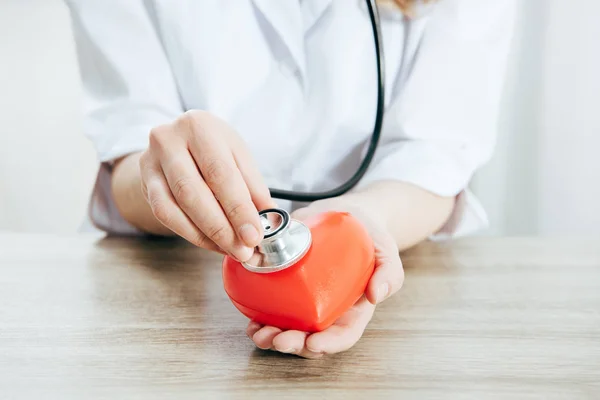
[222,211,375,332]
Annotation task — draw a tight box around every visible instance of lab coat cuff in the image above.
[87,163,144,236]
[91,123,153,164]
[84,123,156,234]
[430,189,489,240]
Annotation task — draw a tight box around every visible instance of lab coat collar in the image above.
[302,0,334,32]
[251,0,307,86]
[357,0,435,21]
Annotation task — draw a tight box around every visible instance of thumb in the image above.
[293,204,404,305]
[365,235,404,305]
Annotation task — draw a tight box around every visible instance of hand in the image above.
[139,110,276,261]
[246,198,405,358]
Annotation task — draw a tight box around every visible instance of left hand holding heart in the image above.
[246,199,405,358]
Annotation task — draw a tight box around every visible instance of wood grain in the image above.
[0,233,599,399]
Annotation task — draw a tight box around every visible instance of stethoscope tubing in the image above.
[268,0,386,202]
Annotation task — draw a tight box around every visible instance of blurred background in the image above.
[0,0,599,236]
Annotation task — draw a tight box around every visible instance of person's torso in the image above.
[146,0,431,204]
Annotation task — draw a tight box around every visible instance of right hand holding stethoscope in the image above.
[139,110,276,261]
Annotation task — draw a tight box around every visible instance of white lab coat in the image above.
[65,0,516,237]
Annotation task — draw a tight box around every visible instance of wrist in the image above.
[320,180,454,251]
[304,195,389,236]
[111,152,173,236]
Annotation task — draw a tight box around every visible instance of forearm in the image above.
[112,154,454,249]
[339,181,455,251]
[111,152,174,236]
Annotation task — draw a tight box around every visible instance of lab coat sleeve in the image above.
[65,0,183,234]
[356,0,517,238]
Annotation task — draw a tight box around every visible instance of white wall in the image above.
[470,0,548,235]
[0,0,97,234]
[472,0,600,236]
[538,0,600,235]
[1,0,599,236]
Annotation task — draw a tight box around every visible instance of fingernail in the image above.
[248,321,261,331]
[279,348,296,354]
[377,283,390,303]
[239,224,260,247]
[306,345,321,353]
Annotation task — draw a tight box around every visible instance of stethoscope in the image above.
[269,0,385,203]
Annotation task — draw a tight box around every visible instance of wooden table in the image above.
[0,233,599,399]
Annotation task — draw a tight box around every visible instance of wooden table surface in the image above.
[0,233,599,399]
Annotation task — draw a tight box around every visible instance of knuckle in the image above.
[148,126,170,150]
[172,177,199,209]
[387,263,405,295]
[140,181,149,201]
[139,153,155,178]
[180,110,209,138]
[182,109,208,124]
[191,231,210,248]
[149,196,171,226]
[227,201,251,222]
[202,157,230,186]
[138,152,149,169]
[205,223,228,244]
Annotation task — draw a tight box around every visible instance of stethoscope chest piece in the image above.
[242,208,312,274]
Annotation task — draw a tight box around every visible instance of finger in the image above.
[158,150,253,262]
[140,159,223,254]
[252,326,282,350]
[230,140,277,211]
[271,331,323,359]
[305,296,375,354]
[365,244,405,305]
[185,114,265,249]
[246,321,263,339]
